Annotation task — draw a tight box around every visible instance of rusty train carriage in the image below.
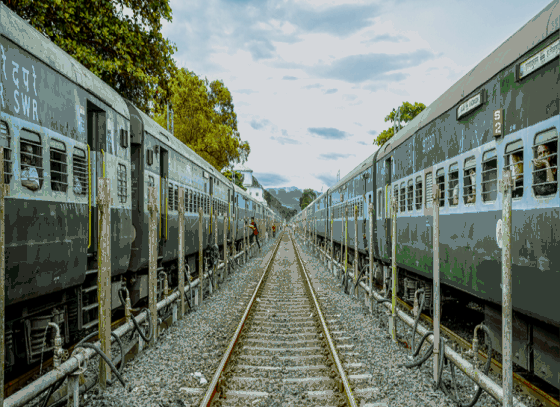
[0,3,281,374]
[293,0,560,393]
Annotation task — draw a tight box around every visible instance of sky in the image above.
[161,0,554,192]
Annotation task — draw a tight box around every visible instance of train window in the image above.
[425,172,432,208]
[463,156,476,204]
[377,190,382,219]
[532,128,557,196]
[1,121,13,185]
[174,185,179,210]
[415,176,422,210]
[400,182,406,212]
[448,163,459,206]
[393,184,398,213]
[168,183,173,211]
[72,148,88,196]
[482,149,498,202]
[407,179,413,211]
[117,164,127,203]
[146,149,153,166]
[50,139,68,192]
[504,140,524,198]
[20,130,44,191]
[436,168,445,207]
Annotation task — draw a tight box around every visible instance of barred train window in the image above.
[174,185,179,210]
[168,183,173,211]
[20,129,44,191]
[400,182,406,212]
[482,149,497,202]
[1,121,13,184]
[50,139,68,192]
[425,172,432,208]
[463,156,476,204]
[448,163,459,206]
[185,190,189,212]
[532,129,557,197]
[117,164,127,203]
[407,179,413,211]
[393,184,398,213]
[504,140,524,199]
[415,176,422,210]
[436,168,445,207]
[73,148,88,195]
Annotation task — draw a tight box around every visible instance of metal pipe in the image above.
[391,196,397,342]
[199,207,203,305]
[501,170,513,407]
[354,204,358,297]
[368,203,374,313]
[433,184,441,380]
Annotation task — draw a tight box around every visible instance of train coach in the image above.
[296,0,560,393]
[0,3,276,374]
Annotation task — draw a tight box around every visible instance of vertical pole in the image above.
[330,213,334,275]
[198,207,203,305]
[0,147,5,407]
[433,185,441,380]
[344,207,348,292]
[501,170,513,407]
[178,187,185,318]
[223,214,227,279]
[97,178,111,388]
[148,186,158,344]
[390,197,397,342]
[244,217,247,263]
[214,209,218,289]
[354,205,359,297]
[369,203,374,313]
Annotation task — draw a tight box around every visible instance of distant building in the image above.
[234,163,267,206]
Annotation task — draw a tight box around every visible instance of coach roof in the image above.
[0,3,130,120]
[377,0,560,161]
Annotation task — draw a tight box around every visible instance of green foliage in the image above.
[4,0,178,116]
[154,69,251,171]
[374,101,426,147]
[222,170,246,191]
[299,188,317,210]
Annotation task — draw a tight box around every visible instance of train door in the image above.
[159,147,168,249]
[384,157,392,258]
[87,101,106,260]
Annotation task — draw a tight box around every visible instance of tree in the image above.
[374,102,426,147]
[222,170,246,191]
[154,69,251,171]
[300,189,317,210]
[4,0,178,116]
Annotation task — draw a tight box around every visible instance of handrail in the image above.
[159,177,162,240]
[87,145,91,249]
[165,177,168,240]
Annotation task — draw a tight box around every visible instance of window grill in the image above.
[117,164,127,203]
[415,176,422,210]
[503,140,524,199]
[73,148,88,195]
[425,172,432,208]
[50,139,68,192]
[174,185,179,210]
[20,130,44,190]
[407,179,413,211]
[482,149,498,202]
[436,168,445,207]
[448,163,459,206]
[463,156,476,204]
[532,129,557,197]
[1,121,13,185]
[378,190,382,219]
[168,183,173,211]
[393,185,398,213]
[400,182,406,212]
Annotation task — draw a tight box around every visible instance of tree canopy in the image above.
[374,102,426,147]
[154,69,251,171]
[299,189,317,210]
[4,0,178,116]
[222,170,246,191]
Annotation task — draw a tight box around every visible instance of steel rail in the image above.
[198,233,284,406]
[291,232,358,407]
[308,241,530,407]
[4,240,257,407]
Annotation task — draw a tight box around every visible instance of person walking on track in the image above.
[272,224,276,238]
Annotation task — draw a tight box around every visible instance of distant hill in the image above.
[266,187,322,212]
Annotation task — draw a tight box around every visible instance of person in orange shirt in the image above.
[248,217,261,250]
[272,224,276,238]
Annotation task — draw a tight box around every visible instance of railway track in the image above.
[198,231,377,406]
